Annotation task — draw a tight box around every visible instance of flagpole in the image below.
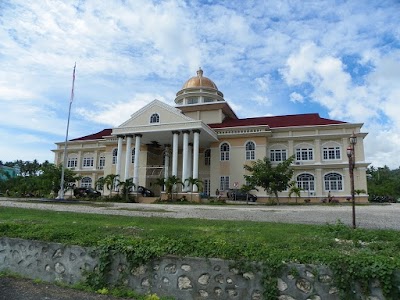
[59,63,76,200]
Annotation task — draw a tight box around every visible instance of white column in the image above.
[116,136,124,180]
[188,143,193,182]
[182,130,190,191]
[192,130,200,192]
[172,131,179,176]
[164,145,170,179]
[133,134,142,190]
[124,135,133,181]
[163,144,170,191]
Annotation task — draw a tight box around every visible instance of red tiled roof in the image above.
[208,113,346,129]
[70,129,112,141]
[69,114,345,141]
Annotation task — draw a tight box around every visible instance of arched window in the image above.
[245,141,256,160]
[297,173,315,191]
[150,113,160,123]
[81,177,92,188]
[204,149,211,165]
[220,143,230,161]
[324,173,343,191]
[112,148,118,164]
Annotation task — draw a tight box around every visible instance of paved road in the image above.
[1,198,399,230]
[0,277,132,300]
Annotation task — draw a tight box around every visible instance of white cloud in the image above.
[289,92,304,103]
[76,93,167,126]
[0,0,399,168]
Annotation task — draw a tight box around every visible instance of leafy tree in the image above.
[0,162,80,197]
[240,183,258,204]
[244,155,295,205]
[367,165,400,199]
[40,164,81,195]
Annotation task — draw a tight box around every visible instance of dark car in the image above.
[227,189,257,202]
[137,186,154,197]
[73,187,101,198]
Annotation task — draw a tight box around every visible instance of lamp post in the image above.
[347,133,357,229]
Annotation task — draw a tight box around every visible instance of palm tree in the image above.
[184,177,203,201]
[154,177,166,192]
[95,177,106,195]
[104,174,119,197]
[116,177,135,202]
[288,182,302,204]
[165,175,183,201]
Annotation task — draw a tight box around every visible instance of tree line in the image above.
[0,160,79,197]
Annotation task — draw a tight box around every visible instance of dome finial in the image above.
[197,67,203,77]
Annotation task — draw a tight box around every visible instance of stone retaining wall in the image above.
[0,237,389,300]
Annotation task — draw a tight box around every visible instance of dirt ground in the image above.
[0,277,134,300]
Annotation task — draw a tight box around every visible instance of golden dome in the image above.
[182,68,218,90]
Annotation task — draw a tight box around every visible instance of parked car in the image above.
[227,189,257,202]
[137,186,154,197]
[369,195,396,203]
[73,187,101,198]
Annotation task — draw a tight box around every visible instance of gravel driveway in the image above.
[1,198,399,230]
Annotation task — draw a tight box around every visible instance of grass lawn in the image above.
[0,206,399,262]
[1,206,400,297]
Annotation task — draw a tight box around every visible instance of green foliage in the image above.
[244,155,295,204]
[288,181,302,204]
[367,165,400,199]
[1,207,400,298]
[116,177,135,202]
[163,176,184,201]
[0,160,80,197]
[104,174,119,197]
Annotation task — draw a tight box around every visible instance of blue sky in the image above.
[0,0,399,168]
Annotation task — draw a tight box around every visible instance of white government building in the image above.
[53,68,369,202]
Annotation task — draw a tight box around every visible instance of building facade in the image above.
[53,69,369,202]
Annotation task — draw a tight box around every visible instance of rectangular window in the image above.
[246,150,255,160]
[220,176,230,191]
[98,156,105,169]
[220,151,229,161]
[323,147,341,160]
[270,149,287,162]
[67,158,77,168]
[187,97,198,104]
[203,179,210,196]
[296,148,313,161]
[83,157,94,167]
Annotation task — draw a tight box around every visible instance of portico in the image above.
[110,99,218,192]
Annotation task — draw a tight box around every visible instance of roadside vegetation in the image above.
[0,206,399,299]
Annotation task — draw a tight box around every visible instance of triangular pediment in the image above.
[117,99,195,128]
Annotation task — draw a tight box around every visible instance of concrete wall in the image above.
[0,238,390,300]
